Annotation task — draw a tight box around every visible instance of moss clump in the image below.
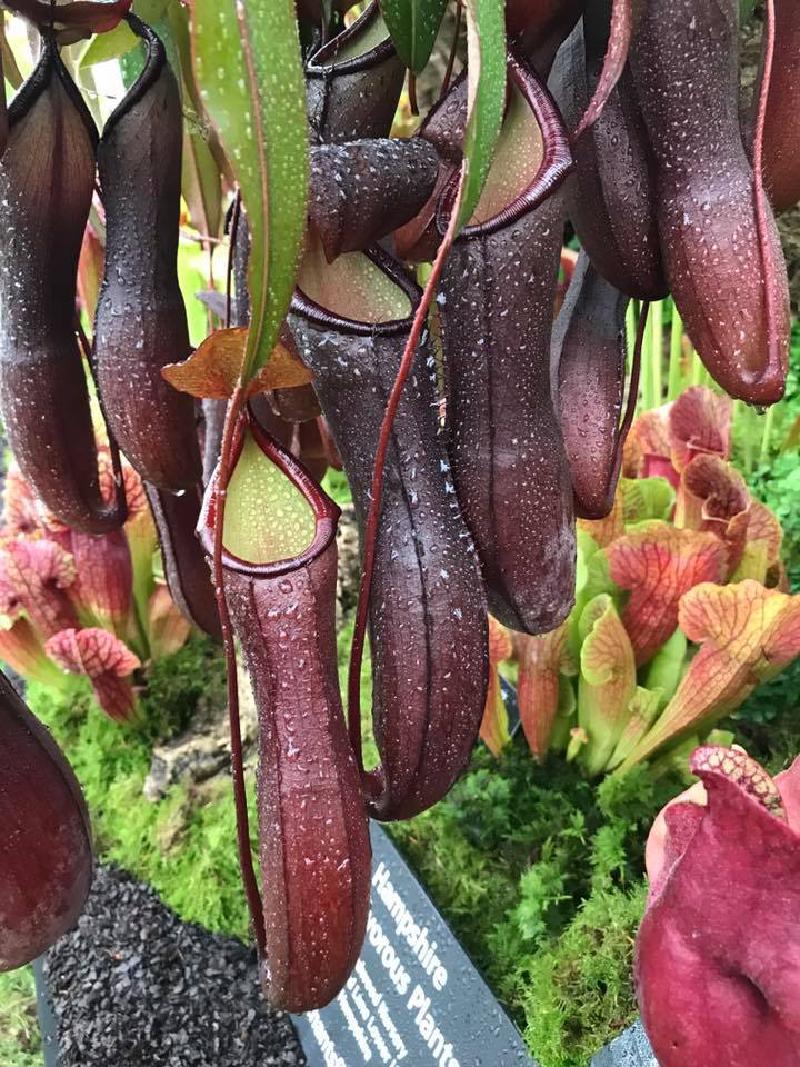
[32,622,800,1066]
[27,626,664,1065]
[513,886,648,1067]
[29,637,254,940]
[0,968,41,1067]
[388,744,682,1065]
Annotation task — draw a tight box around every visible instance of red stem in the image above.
[570,0,634,144]
[621,300,648,439]
[347,208,461,774]
[212,384,267,958]
[752,0,780,393]
[408,72,419,117]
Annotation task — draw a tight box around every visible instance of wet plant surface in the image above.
[1,0,800,1063]
[6,569,799,1067]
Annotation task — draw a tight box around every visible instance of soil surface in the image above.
[43,866,306,1067]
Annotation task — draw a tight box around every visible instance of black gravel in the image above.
[43,866,306,1067]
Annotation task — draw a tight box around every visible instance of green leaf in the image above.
[192,0,309,384]
[620,476,674,525]
[163,0,224,238]
[81,20,137,66]
[81,0,168,67]
[740,0,756,23]
[549,676,577,752]
[577,595,637,776]
[223,432,316,564]
[643,628,688,710]
[2,28,22,90]
[166,0,197,99]
[576,529,600,597]
[606,687,663,771]
[379,0,447,74]
[119,41,147,88]
[455,0,506,230]
[568,533,617,664]
[136,0,169,19]
[178,245,212,347]
[182,126,223,244]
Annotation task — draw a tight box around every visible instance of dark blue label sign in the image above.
[591,1022,657,1067]
[293,824,535,1067]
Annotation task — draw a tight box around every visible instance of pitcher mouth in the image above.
[291,245,421,337]
[101,14,167,137]
[198,408,339,579]
[305,0,396,77]
[436,49,574,241]
[9,31,98,145]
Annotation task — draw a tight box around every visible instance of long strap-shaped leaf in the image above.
[190,0,309,383]
[190,0,310,965]
[456,0,506,228]
[379,0,448,74]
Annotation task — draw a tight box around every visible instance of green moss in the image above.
[0,967,41,1067]
[29,637,253,941]
[335,610,655,1061]
[25,619,800,1067]
[513,886,648,1067]
[28,624,659,1065]
[387,745,680,1065]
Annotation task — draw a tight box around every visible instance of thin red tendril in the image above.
[752,0,780,391]
[441,1,462,98]
[570,0,633,144]
[347,205,461,776]
[599,298,649,515]
[213,385,267,959]
[621,300,649,440]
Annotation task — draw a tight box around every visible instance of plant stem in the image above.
[759,403,775,465]
[651,299,663,407]
[640,304,654,409]
[441,1,462,97]
[212,385,266,960]
[751,0,781,393]
[625,299,637,368]
[667,301,683,401]
[348,207,462,782]
[743,404,755,476]
[621,301,650,443]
